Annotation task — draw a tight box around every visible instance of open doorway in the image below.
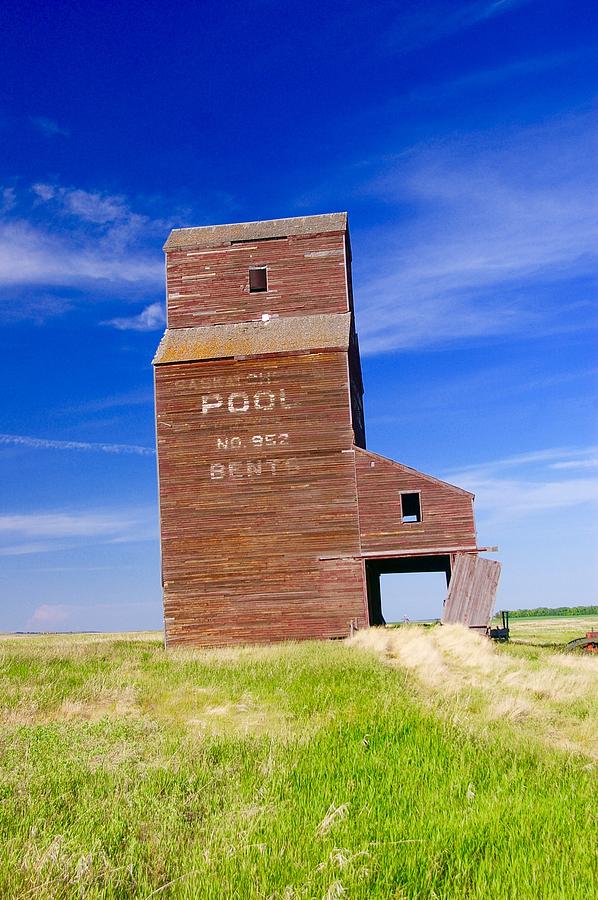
[365,556,451,625]
[380,571,449,624]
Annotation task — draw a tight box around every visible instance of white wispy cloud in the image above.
[31,183,163,248]
[0,292,73,324]
[104,301,166,331]
[0,187,16,214]
[430,49,580,97]
[366,365,598,428]
[28,604,70,629]
[29,116,69,137]
[63,388,154,414]
[0,183,165,295]
[0,218,163,288]
[375,49,585,115]
[354,113,598,353]
[445,445,598,525]
[54,187,133,224]
[462,474,598,523]
[26,600,159,631]
[0,542,73,557]
[0,433,154,456]
[550,459,598,471]
[0,511,140,539]
[31,183,56,202]
[0,508,157,557]
[457,446,598,471]
[386,0,531,54]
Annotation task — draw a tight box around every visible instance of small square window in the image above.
[401,492,421,523]
[249,267,267,292]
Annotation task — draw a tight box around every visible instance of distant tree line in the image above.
[503,605,598,619]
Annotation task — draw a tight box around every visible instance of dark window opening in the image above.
[231,236,287,244]
[401,492,421,523]
[249,267,268,292]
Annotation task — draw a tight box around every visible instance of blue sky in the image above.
[1,0,596,629]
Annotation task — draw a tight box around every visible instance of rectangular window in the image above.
[401,492,421,523]
[249,267,267,292]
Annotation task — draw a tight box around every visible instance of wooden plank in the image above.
[321,545,479,560]
[442,554,502,627]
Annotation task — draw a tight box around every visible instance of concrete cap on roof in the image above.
[163,212,348,251]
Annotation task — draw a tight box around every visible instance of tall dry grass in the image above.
[351,624,598,757]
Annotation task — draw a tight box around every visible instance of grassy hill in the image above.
[1,620,596,898]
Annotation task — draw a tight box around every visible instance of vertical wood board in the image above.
[442,554,501,627]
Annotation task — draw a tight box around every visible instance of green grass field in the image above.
[1,618,596,898]
[508,614,598,644]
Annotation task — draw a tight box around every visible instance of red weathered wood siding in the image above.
[155,351,367,646]
[166,231,348,329]
[355,448,477,555]
[442,554,501,628]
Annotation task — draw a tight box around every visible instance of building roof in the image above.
[355,447,475,498]
[153,312,351,365]
[163,212,348,251]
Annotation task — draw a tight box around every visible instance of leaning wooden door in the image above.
[442,554,501,629]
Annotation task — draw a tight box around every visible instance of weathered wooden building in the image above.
[153,213,500,647]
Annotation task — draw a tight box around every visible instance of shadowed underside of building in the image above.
[153,213,500,647]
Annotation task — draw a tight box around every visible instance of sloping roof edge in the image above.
[354,447,475,498]
[153,312,351,365]
[164,212,348,251]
